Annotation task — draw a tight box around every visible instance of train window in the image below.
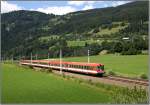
[85,66,87,69]
[79,65,81,69]
[97,66,104,70]
[82,66,84,69]
[77,65,80,68]
[97,66,100,69]
[86,66,89,70]
[90,66,93,70]
[101,65,104,70]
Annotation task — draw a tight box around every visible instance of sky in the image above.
[1,1,132,15]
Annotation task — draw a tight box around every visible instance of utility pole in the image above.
[1,57,3,63]
[48,52,50,67]
[48,52,49,61]
[12,55,13,64]
[19,55,21,66]
[31,53,32,64]
[88,49,90,63]
[36,54,38,60]
[19,55,21,64]
[60,49,62,74]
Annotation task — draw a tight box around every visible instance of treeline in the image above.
[1,1,149,59]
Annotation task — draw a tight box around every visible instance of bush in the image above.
[121,47,141,55]
[101,25,107,29]
[111,86,149,103]
[108,70,116,76]
[47,68,52,73]
[120,22,125,26]
[140,73,148,79]
[93,28,99,33]
[87,79,93,85]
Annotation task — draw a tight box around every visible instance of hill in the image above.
[1,1,148,59]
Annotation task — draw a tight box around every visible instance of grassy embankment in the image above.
[2,63,111,103]
[2,63,148,103]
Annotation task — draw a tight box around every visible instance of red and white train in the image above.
[20,60,105,75]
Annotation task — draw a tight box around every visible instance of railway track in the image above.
[52,70,149,88]
[104,76,149,86]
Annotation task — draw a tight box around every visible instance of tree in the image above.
[113,42,123,53]
[93,28,99,33]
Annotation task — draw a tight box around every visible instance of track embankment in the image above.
[51,70,149,89]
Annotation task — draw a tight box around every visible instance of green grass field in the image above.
[63,54,148,77]
[2,64,112,103]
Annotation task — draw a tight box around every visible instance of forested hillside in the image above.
[1,1,149,59]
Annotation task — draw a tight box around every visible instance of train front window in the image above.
[101,65,104,70]
[97,65,104,70]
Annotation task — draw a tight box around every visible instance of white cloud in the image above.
[68,1,86,6]
[35,6,77,15]
[68,1,96,6]
[112,1,131,7]
[1,1,23,13]
[103,4,109,8]
[82,5,93,10]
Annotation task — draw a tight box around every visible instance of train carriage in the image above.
[20,60,105,76]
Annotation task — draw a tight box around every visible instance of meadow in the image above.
[2,63,148,103]
[67,39,103,47]
[63,54,148,77]
[2,63,111,103]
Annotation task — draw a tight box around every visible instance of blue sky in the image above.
[1,1,132,15]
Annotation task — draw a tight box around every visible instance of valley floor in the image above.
[2,63,148,104]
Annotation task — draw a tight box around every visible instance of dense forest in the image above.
[1,1,149,60]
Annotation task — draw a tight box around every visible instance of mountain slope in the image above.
[1,1,148,58]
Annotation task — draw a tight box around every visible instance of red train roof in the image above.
[21,60,104,66]
[48,60,103,66]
